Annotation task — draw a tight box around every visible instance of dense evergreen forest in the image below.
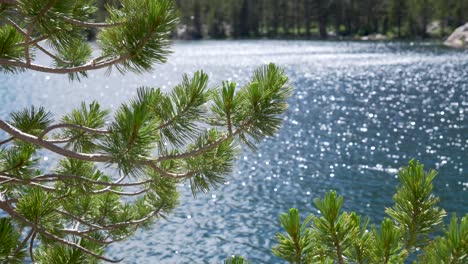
[97,0,468,39]
[172,0,468,39]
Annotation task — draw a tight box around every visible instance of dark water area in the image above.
[0,41,467,263]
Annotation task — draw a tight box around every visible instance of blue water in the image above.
[1,41,467,263]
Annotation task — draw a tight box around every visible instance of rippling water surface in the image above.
[1,41,467,263]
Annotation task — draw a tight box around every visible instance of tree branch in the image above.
[92,188,149,196]
[0,120,112,162]
[33,174,152,187]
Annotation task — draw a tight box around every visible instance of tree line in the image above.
[171,0,468,39]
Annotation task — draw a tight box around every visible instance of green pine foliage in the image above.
[418,214,468,263]
[271,160,467,264]
[224,255,251,264]
[0,218,26,264]
[0,0,293,262]
[0,25,25,72]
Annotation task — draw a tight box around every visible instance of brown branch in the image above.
[0,201,123,263]
[33,174,152,187]
[61,16,125,28]
[0,0,17,4]
[39,123,111,139]
[92,188,149,196]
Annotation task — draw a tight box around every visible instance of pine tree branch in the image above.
[0,56,127,74]
[0,120,216,181]
[33,174,152,187]
[0,201,123,263]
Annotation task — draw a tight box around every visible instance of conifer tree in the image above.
[0,0,292,262]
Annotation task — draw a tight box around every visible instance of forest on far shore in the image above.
[96,0,468,40]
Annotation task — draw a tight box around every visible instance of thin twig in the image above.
[39,123,111,139]
[63,208,162,234]
[29,231,37,263]
[0,137,14,146]
[156,130,240,161]
[54,209,103,230]
[61,16,125,28]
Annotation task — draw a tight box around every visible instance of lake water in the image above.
[1,41,467,263]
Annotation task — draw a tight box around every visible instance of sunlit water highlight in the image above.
[0,41,467,263]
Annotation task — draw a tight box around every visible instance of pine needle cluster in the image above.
[271,160,467,264]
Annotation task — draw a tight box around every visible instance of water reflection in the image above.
[0,41,467,263]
